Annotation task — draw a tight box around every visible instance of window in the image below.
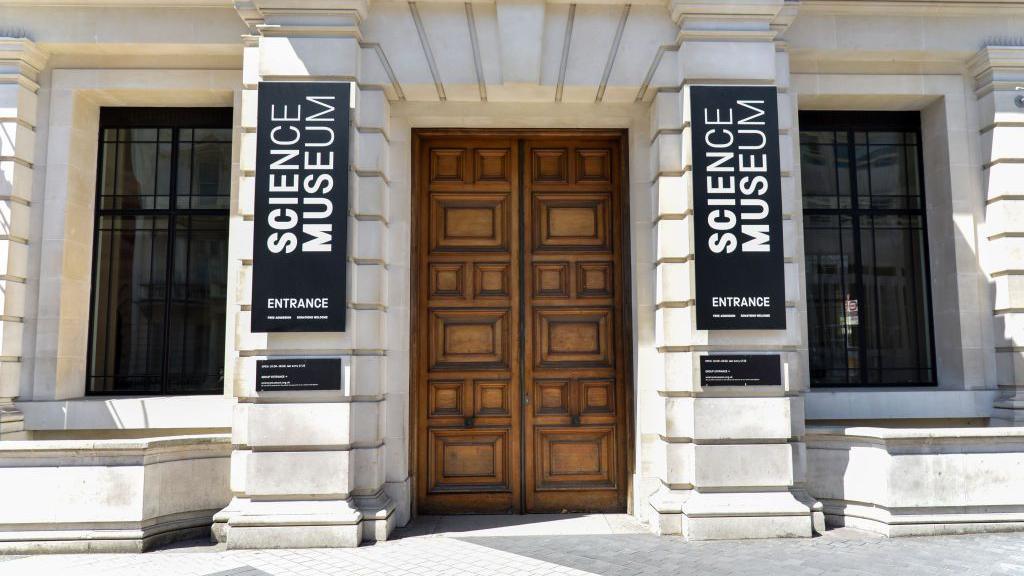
[87,108,232,395]
[799,111,935,387]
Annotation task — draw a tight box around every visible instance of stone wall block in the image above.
[236,264,252,306]
[776,92,793,134]
[233,356,256,398]
[994,274,1024,312]
[246,450,353,497]
[0,162,34,202]
[652,91,684,135]
[352,262,386,307]
[0,83,38,124]
[656,261,692,305]
[994,311,1024,348]
[239,131,257,173]
[693,443,794,489]
[259,36,361,79]
[352,130,389,176]
[349,355,385,397]
[986,164,1024,204]
[679,41,777,82]
[784,261,800,302]
[351,218,387,263]
[0,279,25,318]
[243,42,260,87]
[354,88,390,137]
[774,50,791,90]
[656,218,691,261]
[781,174,797,215]
[983,126,1024,165]
[1,199,31,242]
[0,360,19,397]
[652,132,684,175]
[350,400,382,446]
[233,402,251,445]
[238,175,255,217]
[0,122,34,164]
[0,239,28,279]
[235,311,268,352]
[987,236,1024,277]
[351,308,385,350]
[230,449,250,494]
[778,132,794,174]
[662,351,697,393]
[663,396,695,439]
[247,403,353,448]
[353,173,388,220]
[656,175,689,218]
[351,445,385,493]
[655,306,694,349]
[988,198,1024,235]
[664,440,695,487]
[691,397,792,441]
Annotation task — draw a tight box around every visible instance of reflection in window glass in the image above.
[799,112,935,387]
[88,109,231,395]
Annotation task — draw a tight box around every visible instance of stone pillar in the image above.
[972,47,1024,426]
[647,0,818,539]
[221,0,396,548]
[0,39,45,439]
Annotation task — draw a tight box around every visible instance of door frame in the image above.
[408,128,635,516]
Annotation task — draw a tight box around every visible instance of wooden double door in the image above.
[414,131,630,514]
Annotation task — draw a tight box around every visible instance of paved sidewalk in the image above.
[2,515,1024,575]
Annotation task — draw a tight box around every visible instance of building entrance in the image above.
[413,130,631,514]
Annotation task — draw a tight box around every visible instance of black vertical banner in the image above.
[252,82,350,332]
[690,85,786,330]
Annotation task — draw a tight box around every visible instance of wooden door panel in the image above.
[428,263,467,299]
[472,263,512,299]
[474,148,512,183]
[523,136,627,513]
[429,194,509,252]
[428,380,464,417]
[575,149,612,183]
[531,148,570,183]
[416,132,627,515]
[429,428,511,492]
[533,307,613,369]
[428,308,510,370]
[417,136,520,514]
[430,148,467,182]
[535,427,617,489]
[576,261,614,298]
[533,194,612,251]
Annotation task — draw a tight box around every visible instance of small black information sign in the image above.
[252,81,350,333]
[700,354,781,387]
[690,85,786,330]
[256,358,342,392]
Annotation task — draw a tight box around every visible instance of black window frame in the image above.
[799,110,938,389]
[85,107,233,396]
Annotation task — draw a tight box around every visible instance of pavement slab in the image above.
[0,515,1023,575]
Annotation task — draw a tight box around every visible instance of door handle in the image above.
[571,415,581,426]
[464,416,475,428]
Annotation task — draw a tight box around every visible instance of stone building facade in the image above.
[2,0,1024,551]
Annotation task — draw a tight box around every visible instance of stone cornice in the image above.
[968,46,1024,95]
[233,0,366,35]
[800,0,1024,16]
[0,38,48,82]
[670,0,798,37]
